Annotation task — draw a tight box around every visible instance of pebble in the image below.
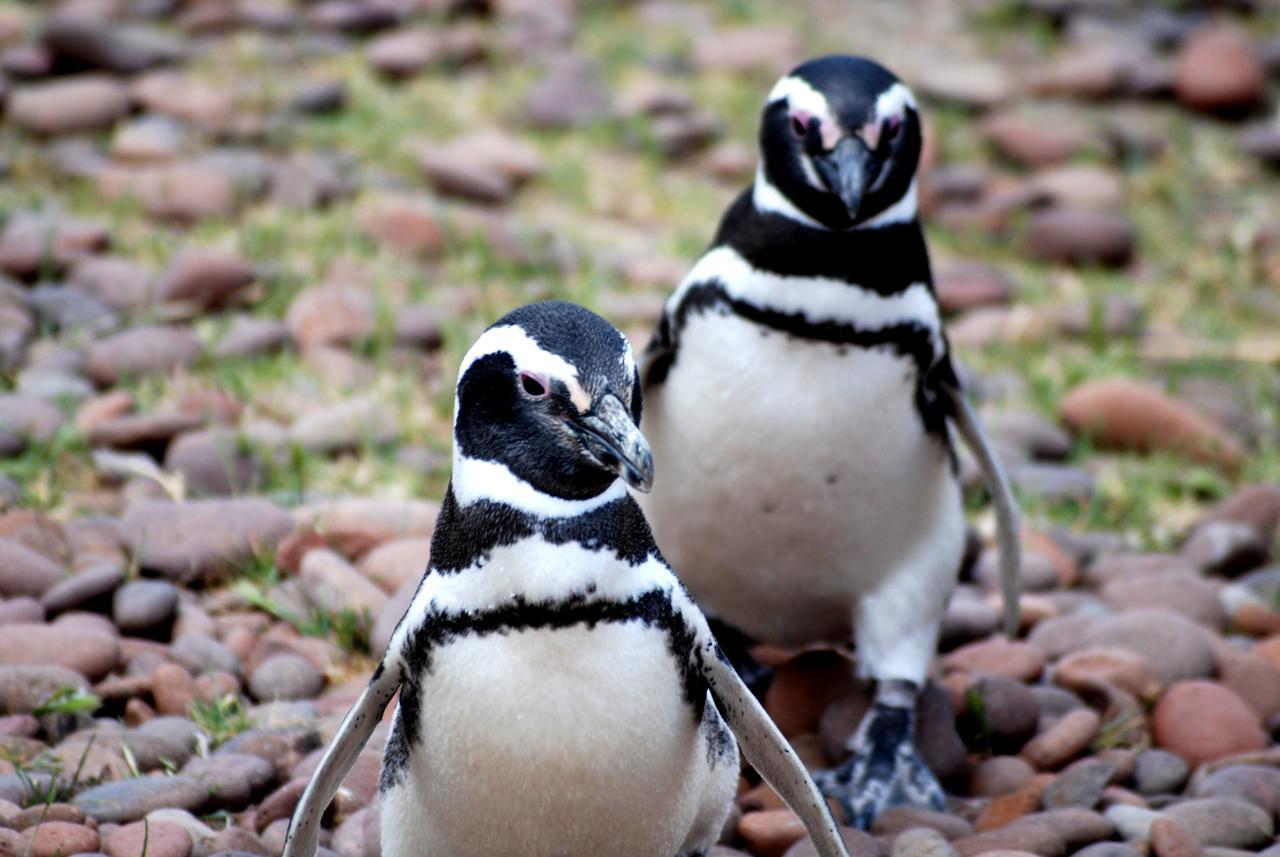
[942,638,1046,682]
[249,653,325,702]
[69,257,154,312]
[286,285,376,349]
[21,820,100,857]
[782,827,880,857]
[1022,709,1100,771]
[952,819,1066,857]
[0,537,66,598]
[170,633,240,677]
[1175,25,1266,116]
[1100,571,1224,629]
[287,397,399,455]
[157,249,255,311]
[133,163,238,225]
[105,819,193,857]
[8,75,130,135]
[113,579,179,636]
[150,663,196,716]
[1060,380,1241,472]
[524,55,611,128]
[738,809,807,857]
[1054,647,1162,700]
[353,195,445,259]
[85,326,202,387]
[183,753,274,809]
[1182,520,1269,578]
[1149,818,1203,857]
[1193,765,1280,816]
[873,808,973,839]
[118,499,293,585]
[214,317,291,360]
[971,755,1037,796]
[164,429,266,497]
[75,775,206,823]
[0,623,119,680]
[1104,804,1160,841]
[0,664,89,714]
[1042,759,1114,810]
[890,828,959,857]
[41,15,185,74]
[1074,845,1141,857]
[1152,681,1267,766]
[967,676,1039,753]
[1024,209,1135,268]
[1162,798,1273,848]
[1133,749,1190,795]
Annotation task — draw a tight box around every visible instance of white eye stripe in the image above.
[457,325,578,385]
[873,82,916,122]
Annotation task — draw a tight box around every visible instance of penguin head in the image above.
[757,55,922,230]
[451,301,653,510]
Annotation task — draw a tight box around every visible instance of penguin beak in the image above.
[815,136,872,221]
[571,393,655,493]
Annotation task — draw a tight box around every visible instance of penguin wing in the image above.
[282,660,402,857]
[944,381,1022,636]
[686,611,850,857]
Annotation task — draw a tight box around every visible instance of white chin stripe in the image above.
[451,453,626,518]
[752,166,826,230]
[858,177,917,229]
[673,245,943,354]
[874,82,917,121]
[752,169,917,231]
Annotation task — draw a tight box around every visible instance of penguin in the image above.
[637,55,1021,828]
[281,301,850,857]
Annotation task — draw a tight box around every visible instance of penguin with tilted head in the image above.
[282,301,850,857]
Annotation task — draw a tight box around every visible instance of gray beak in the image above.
[571,393,655,493]
[816,136,872,221]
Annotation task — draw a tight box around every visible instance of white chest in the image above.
[640,309,963,645]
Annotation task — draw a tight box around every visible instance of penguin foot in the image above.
[813,681,945,830]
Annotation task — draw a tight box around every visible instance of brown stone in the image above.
[8,75,129,135]
[737,809,807,857]
[1021,709,1100,771]
[1153,681,1266,767]
[1060,380,1241,473]
[1175,26,1266,116]
[22,821,99,857]
[942,638,1045,682]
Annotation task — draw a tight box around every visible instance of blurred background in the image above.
[1,0,1280,853]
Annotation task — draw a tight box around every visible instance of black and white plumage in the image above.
[639,56,1020,828]
[282,302,849,857]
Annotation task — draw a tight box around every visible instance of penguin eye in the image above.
[789,111,810,140]
[883,114,903,144]
[519,372,549,398]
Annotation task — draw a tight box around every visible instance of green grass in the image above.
[190,694,253,748]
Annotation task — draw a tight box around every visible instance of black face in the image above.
[454,301,652,501]
[759,55,922,230]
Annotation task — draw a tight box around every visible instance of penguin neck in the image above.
[427,479,656,575]
[727,176,932,295]
[449,450,627,519]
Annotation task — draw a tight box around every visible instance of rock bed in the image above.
[1,0,1279,855]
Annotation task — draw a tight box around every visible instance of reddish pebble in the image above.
[1022,709,1100,771]
[1149,817,1204,857]
[22,821,99,857]
[942,638,1046,682]
[1152,681,1266,767]
[737,809,807,857]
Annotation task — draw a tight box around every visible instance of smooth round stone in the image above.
[1133,749,1189,795]
[170,633,240,676]
[0,537,65,599]
[249,654,324,703]
[105,819,192,857]
[1162,797,1274,848]
[21,820,100,857]
[182,753,273,809]
[1153,681,1266,767]
[112,579,178,635]
[0,623,119,680]
[74,775,206,823]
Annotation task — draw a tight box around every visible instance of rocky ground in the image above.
[0,0,1279,856]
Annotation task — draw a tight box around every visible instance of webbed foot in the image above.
[812,680,945,829]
